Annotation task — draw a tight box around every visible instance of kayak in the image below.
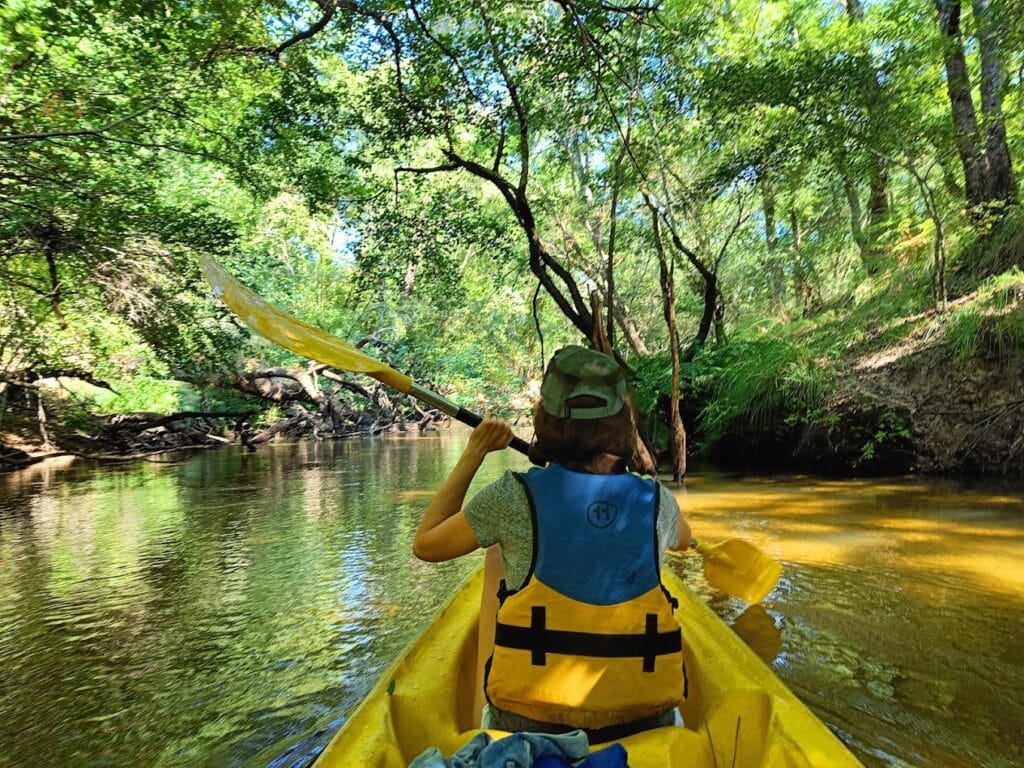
[312,566,864,767]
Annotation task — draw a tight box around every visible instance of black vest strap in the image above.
[495,608,682,673]
[496,578,515,605]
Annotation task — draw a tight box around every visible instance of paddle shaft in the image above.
[407,382,532,458]
[199,255,532,458]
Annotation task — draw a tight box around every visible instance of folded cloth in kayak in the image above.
[534,743,629,768]
[407,730,589,768]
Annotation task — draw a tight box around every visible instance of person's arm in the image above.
[669,515,692,552]
[663,483,691,552]
[412,417,513,562]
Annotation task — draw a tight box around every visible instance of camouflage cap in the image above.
[540,345,626,420]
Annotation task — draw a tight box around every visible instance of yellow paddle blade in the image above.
[700,538,783,604]
[199,255,412,393]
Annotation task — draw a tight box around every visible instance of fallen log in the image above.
[246,412,312,445]
[104,410,259,432]
[1,446,208,471]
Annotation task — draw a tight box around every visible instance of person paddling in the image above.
[413,345,691,739]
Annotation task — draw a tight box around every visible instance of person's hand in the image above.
[465,417,513,458]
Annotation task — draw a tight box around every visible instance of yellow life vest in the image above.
[485,465,685,729]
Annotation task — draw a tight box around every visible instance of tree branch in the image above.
[0,106,153,143]
[475,1,530,193]
[409,1,485,105]
[270,0,337,59]
[337,1,405,96]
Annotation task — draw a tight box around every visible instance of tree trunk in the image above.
[934,220,948,312]
[605,149,626,348]
[646,201,686,481]
[972,0,1018,205]
[36,390,51,449]
[695,272,718,350]
[402,259,417,296]
[905,158,950,311]
[935,0,987,211]
[559,228,650,354]
[565,139,638,353]
[867,160,890,236]
[588,292,658,476]
[790,207,814,317]
[761,178,786,310]
[845,0,890,266]
[713,298,728,346]
[843,172,869,257]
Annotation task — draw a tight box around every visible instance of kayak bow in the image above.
[312,567,863,767]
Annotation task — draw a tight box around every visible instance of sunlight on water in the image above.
[2,441,1023,768]
[674,470,1024,768]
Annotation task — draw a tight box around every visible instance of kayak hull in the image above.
[313,567,863,767]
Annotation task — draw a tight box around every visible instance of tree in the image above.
[934,0,1017,217]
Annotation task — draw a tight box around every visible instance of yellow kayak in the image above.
[313,567,864,767]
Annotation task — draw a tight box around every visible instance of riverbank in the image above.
[5,263,1024,478]
[663,263,1024,478]
[0,373,451,473]
[0,406,448,473]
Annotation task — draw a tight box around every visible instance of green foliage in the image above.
[693,322,833,447]
[629,352,673,424]
[87,378,260,417]
[94,378,189,415]
[0,0,355,393]
[860,411,913,462]
[944,268,1024,362]
[952,207,1024,285]
[3,0,1023,450]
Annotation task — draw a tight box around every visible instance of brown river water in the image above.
[1,435,1022,767]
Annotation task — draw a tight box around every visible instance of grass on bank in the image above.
[943,268,1024,363]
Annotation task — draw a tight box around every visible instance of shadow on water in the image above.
[674,471,1024,768]
[2,440,1023,767]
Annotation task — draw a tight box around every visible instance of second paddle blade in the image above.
[701,538,783,604]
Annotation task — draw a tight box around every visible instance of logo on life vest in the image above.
[587,500,618,529]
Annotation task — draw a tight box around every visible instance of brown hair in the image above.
[528,394,639,473]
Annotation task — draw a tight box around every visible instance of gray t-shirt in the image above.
[464,469,681,591]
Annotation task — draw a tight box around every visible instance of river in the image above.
[1,436,1022,767]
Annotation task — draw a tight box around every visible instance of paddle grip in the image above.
[455,407,532,458]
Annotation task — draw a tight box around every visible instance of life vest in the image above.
[484,464,685,729]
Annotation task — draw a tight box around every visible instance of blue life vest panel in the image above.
[521,464,660,605]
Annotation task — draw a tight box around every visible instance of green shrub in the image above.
[860,411,913,462]
[943,268,1024,362]
[93,378,184,414]
[944,310,985,362]
[630,352,673,420]
[951,205,1024,286]
[91,378,264,416]
[695,323,832,447]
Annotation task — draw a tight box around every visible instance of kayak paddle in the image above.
[198,255,531,456]
[693,538,783,604]
[200,257,782,603]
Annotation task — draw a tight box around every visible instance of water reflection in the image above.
[2,446,1023,768]
[729,605,783,665]
[0,437,525,768]
[681,474,1024,598]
